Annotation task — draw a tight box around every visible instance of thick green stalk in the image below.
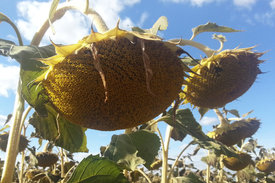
[206,163,210,183]
[168,141,194,180]
[1,79,25,183]
[206,151,211,183]
[161,125,173,183]
[60,148,65,178]
[218,156,225,183]
[19,128,26,183]
[19,106,32,183]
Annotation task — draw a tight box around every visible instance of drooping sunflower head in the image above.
[35,26,186,130]
[35,152,59,167]
[256,158,275,173]
[223,152,252,171]
[0,133,29,152]
[180,47,264,108]
[207,118,260,146]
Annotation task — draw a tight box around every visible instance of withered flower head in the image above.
[0,133,29,152]
[35,152,58,167]
[207,118,260,146]
[256,158,275,173]
[181,48,264,108]
[35,26,185,130]
[223,152,252,171]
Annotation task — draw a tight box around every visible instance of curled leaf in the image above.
[150,16,168,35]
[191,22,242,40]
[104,130,160,170]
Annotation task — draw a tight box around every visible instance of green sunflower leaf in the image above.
[67,155,129,183]
[0,40,88,152]
[158,108,239,157]
[171,127,187,142]
[104,130,160,170]
[29,105,88,152]
[228,109,240,118]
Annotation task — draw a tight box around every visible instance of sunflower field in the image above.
[0,0,273,183]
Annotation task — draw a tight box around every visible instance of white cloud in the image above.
[162,0,259,8]
[138,12,149,27]
[270,0,275,9]
[90,0,140,29]
[161,0,224,7]
[120,17,135,30]
[16,0,141,45]
[0,64,20,97]
[233,0,257,9]
[199,116,218,126]
[254,11,275,26]
[190,0,218,6]
[16,0,90,45]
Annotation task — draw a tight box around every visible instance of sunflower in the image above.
[35,152,59,167]
[207,118,260,146]
[35,26,186,130]
[180,47,263,108]
[223,152,252,171]
[0,133,29,152]
[256,158,275,173]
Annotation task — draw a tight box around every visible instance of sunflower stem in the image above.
[1,79,25,183]
[60,148,65,178]
[206,150,211,183]
[31,4,108,46]
[168,140,194,180]
[85,8,108,33]
[19,124,27,183]
[19,106,32,134]
[214,108,230,128]
[218,156,225,183]
[31,6,71,46]
[0,13,23,46]
[137,168,152,183]
[169,39,215,57]
[0,13,25,183]
[160,125,173,183]
[18,107,32,183]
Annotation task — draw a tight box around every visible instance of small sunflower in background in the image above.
[223,152,252,171]
[256,158,275,174]
[0,133,29,152]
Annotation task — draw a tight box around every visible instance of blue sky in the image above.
[0,0,274,161]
